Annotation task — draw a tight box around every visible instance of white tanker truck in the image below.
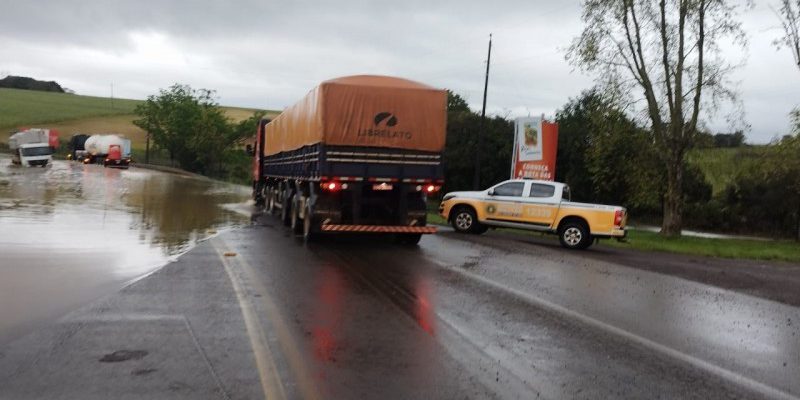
[81,134,132,168]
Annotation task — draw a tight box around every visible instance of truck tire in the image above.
[265,188,275,213]
[253,183,265,207]
[281,194,293,227]
[396,234,422,245]
[302,203,318,242]
[290,197,303,234]
[451,207,483,234]
[558,221,592,250]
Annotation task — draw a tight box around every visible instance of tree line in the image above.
[133,84,263,183]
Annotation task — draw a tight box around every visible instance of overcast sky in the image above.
[1,0,797,143]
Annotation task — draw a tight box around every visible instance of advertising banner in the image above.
[511,117,558,181]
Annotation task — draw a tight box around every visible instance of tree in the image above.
[568,0,748,236]
[775,0,800,70]
[134,84,234,174]
[556,90,665,215]
[443,91,513,193]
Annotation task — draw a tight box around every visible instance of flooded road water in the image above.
[0,157,250,343]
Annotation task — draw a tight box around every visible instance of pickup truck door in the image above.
[483,181,528,223]
[520,183,560,227]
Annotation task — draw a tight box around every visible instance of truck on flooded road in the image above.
[8,129,53,167]
[251,75,447,243]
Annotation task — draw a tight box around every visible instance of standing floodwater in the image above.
[0,157,251,343]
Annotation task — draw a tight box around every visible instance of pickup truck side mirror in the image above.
[245,144,254,156]
[487,189,495,196]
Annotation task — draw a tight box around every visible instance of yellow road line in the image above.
[215,238,322,400]
[213,242,286,400]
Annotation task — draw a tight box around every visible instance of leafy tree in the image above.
[775,0,800,71]
[443,91,513,193]
[568,0,748,236]
[134,84,235,175]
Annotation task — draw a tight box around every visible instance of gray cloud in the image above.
[0,0,797,142]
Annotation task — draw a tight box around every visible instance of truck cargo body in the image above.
[80,135,132,168]
[252,75,447,243]
[9,129,52,167]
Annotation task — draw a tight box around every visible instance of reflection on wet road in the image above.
[2,157,799,399]
[216,217,800,399]
[0,158,250,343]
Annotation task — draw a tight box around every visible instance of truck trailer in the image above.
[81,134,132,168]
[8,129,53,167]
[252,75,447,243]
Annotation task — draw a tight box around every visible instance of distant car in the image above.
[439,179,627,249]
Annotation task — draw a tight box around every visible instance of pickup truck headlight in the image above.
[442,193,455,201]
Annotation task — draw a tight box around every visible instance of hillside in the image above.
[0,88,277,149]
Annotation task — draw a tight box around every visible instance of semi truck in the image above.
[80,134,132,168]
[8,129,53,167]
[251,75,447,243]
[66,134,90,161]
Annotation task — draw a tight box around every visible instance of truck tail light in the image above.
[614,210,625,227]
[321,181,343,192]
[416,184,441,193]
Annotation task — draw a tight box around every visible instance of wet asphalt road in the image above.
[1,161,799,399]
[199,218,797,399]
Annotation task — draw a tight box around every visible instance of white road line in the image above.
[434,261,800,400]
[213,241,286,400]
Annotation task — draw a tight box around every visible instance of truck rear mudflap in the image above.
[320,224,437,234]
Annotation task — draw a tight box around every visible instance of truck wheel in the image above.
[265,189,275,214]
[254,183,265,207]
[558,221,592,250]
[290,198,303,234]
[396,234,422,245]
[451,207,482,234]
[281,194,293,227]
[302,204,318,242]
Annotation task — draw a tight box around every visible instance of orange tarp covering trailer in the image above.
[263,75,447,156]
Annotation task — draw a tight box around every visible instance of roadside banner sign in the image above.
[511,117,558,181]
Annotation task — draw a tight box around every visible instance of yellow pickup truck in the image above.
[438,179,627,249]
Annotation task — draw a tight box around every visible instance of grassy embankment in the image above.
[0,88,271,150]
[427,210,800,263]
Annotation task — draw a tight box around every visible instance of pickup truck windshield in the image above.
[21,146,53,157]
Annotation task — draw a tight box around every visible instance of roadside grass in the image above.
[426,210,800,263]
[604,229,800,263]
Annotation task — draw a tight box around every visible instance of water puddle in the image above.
[0,158,252,343]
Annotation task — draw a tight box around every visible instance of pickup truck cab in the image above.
[439,179,627,249]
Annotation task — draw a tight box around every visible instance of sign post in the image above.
[511,117,558,181]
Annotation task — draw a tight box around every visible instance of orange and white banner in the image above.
[511,117,558,181]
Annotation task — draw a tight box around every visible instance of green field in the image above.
[0,88,276,149]
[687,146,765,195]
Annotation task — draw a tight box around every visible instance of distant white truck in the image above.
[9,129,53,167]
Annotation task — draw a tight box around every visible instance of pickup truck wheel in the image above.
[281,194,293,227]
[451,207,479,234]
[559,222,592,250]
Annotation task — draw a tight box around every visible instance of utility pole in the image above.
[473,33,492,190]
[110,82,115,109]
